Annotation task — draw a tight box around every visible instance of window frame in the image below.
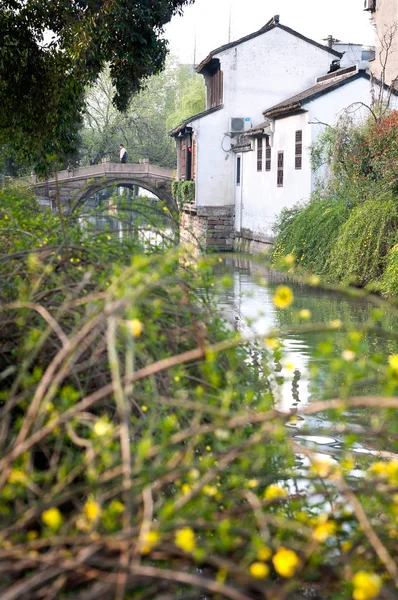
[277,151,284,187]
[236,155,241,186]
[295,130,303,170]
[257,138,263,172]
[265,136,271,172]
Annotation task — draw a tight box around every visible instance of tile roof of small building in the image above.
[196,17,342,74]
[262,70,365,118]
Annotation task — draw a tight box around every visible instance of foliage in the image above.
[311,111,398,195]
[272,195,350,275]
[166,65,206,131]
[172,179,196,204]
[380,243,398,296]
[0,0,193,172]
[2,188,398,598]
[326,194,398,287]
[81,59,200,169]
[274,110,398,293]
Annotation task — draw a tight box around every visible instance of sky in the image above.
[164,0,375,64]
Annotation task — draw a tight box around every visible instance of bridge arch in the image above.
[25,162,177,215]
[69,178,177,215]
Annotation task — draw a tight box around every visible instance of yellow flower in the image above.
[265,337,279,350]
[264,484,289,501]
[352,572,382,600]
[93,419,113,437]
[83,500,101,522]
[247,479,259,489]
[181,483,191,495]
[175,527,196,553]
[41,507,63,531]
[313,521,336,542]
[8,469,28,485]
[311,455,336,478]
[257,546,272,561]
[249,562,270,579]
[141,405,148,412]
[141,530,159,554]
[308,275,320,286]
[27,530,38,541]
[284,254,295,266]
[299,309,311,320]
[202,485,218,497]
[388,354,398,372]
[128,319,143,338]
[272,547,299,578]
[330,319,343,329]
[273,286,294,309]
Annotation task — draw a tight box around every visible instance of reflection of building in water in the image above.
[216,259,311,414]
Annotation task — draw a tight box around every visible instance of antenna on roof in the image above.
[228,1,232,43]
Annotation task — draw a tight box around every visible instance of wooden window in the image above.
[265,136,271,172]
[277,151,284,187]
[179,138,186,181]
[257,138,263,171]
[210,70,224,107]
[236,156,241,186]
[295,130,303,170]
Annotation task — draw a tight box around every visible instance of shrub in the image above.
[380,242,398,296]
[272,194,350,275]
[326,194,398,286]
[2,188,398,598]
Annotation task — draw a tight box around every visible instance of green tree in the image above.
[81,59,205,169]
[166,64,206,130]
[0,0,193,173]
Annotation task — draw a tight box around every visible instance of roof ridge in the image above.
[196,20,342,74]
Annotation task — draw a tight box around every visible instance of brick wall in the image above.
[180,205,235,253]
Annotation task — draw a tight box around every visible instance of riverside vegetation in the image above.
[0,186,398,599]
[272,109,398,297]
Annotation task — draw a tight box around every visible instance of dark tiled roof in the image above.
[168,105,224,137]
[196,22,342,74]
[263,71,364,118]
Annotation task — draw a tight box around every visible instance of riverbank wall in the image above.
[180,205,273,254]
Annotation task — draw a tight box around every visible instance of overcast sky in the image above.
[164,0,375,64]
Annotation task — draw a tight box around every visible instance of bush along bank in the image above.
[2,185,398,598]
[272,110,398,296]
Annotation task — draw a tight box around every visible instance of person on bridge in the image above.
[119,144,127,164]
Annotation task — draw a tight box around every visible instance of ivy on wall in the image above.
[172,180,195,205]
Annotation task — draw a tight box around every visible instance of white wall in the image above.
[239,112,311,239]
[188,26,338,207]
[239,75,398,239]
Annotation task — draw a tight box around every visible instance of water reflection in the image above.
[216,258,398,459]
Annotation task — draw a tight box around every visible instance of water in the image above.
[215,257,398,459]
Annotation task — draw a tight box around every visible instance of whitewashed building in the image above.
[237,67,398,248]
[171,15,396,252]
[170,16,342,251]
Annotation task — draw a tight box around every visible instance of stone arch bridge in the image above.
[26,162,176,214]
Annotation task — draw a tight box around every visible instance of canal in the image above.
[215,256,398,463]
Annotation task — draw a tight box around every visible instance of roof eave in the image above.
[168,104,224,137]
[263,102,302,119]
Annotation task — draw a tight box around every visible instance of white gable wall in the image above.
[189,27,338,207]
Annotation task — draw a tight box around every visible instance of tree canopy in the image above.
[0,0,193,172]
[80,59,205,169]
